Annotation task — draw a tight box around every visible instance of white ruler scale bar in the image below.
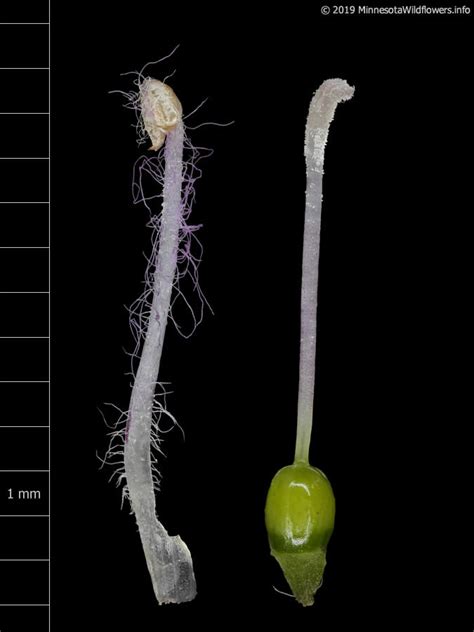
[0,559,50,562]
[0,7,51,629]
[0,470,49,473]
[0,604,50,607]
[47,4,51,630]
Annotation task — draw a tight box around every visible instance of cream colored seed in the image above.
[139,78,183,150]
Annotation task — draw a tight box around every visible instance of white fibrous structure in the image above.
[104,74,210,605]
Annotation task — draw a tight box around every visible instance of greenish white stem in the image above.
[295,79,354,464]
[124,117,197,604]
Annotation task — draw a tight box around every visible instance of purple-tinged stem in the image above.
[295,79,354,464]
[124,119,197,604]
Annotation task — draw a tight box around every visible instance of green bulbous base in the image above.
[265,463,335,606]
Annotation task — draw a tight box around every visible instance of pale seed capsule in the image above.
[139,78,183,151]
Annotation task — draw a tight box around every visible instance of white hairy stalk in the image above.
[124,79,197,604]
[295,79,354,463]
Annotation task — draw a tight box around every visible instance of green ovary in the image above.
[265,463,335,606]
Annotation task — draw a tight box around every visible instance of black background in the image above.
[2,1,471,630]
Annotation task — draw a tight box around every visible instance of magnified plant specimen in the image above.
[265,78,354,606]
[103,61,211,605]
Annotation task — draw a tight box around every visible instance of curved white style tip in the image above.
[305,78,354,173]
